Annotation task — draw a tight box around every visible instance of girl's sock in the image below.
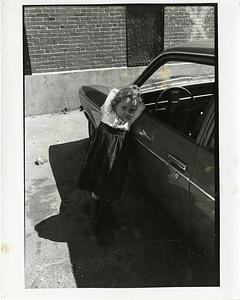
[91,198,101,224]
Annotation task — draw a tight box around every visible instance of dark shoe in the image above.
[104,211,121,230]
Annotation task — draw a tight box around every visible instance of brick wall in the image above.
[164,6,215,48]
[24,6,126,73]
[24,5,215,74]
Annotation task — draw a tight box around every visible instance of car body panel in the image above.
[79,85,108,129]
[190,146,215,259]
[189,106,215,259]
[130,114,197,233]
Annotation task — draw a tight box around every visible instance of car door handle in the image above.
[168,154,189,172]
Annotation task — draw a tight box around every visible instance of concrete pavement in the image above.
[25,110,88,288]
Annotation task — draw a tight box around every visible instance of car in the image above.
[78,39,217,261]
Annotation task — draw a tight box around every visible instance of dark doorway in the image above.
[126,5,164,67]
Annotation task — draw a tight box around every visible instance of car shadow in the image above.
[34,139,218,287]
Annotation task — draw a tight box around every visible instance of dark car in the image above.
[79,40,217,261]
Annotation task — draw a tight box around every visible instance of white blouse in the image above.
[101,88,131,131]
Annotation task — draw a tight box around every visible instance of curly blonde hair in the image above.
[111,84,142,111]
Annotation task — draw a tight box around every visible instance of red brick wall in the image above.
[164,6,215,48]
[24,6,126,73]
[24,5,215,74]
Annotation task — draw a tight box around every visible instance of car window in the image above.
[140,61,215,141]
[207,128,215,152]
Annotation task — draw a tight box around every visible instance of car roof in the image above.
[163,39,215,56]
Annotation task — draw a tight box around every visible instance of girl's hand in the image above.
[130,102,146,125]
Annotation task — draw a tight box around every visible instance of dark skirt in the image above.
[78,122,129,201]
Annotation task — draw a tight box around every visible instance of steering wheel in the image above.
[155,86,194,113]
[155,86,194,134]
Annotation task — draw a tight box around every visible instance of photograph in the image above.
[1,0,240,299]
[24,3,219,288]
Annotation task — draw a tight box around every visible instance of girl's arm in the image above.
[130,102,146,125]
[101,88,119,113]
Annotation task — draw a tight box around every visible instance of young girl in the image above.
[78,84,145,233]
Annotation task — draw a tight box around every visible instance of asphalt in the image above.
[25,109,218,288]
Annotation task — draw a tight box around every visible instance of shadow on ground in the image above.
[34,139,218,287]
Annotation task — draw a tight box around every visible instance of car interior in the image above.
[141,81,215,140]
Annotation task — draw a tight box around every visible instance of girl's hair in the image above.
[111,84,142,111]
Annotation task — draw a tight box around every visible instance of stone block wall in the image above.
[24,5,126,73]
[164,6,215,48]
[24,5,215,74]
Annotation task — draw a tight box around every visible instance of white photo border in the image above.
[1,0,240,299]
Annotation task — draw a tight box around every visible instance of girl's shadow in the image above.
[34,138,115,252]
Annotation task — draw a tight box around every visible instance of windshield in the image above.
[140,61,214,93]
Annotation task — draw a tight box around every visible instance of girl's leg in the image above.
[92,196,105,224]
[81,193,100,221]
[100,199,121,230]
[91,193,121,230]
[91,192,100,228]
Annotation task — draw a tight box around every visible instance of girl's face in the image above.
[115,98,135,121]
